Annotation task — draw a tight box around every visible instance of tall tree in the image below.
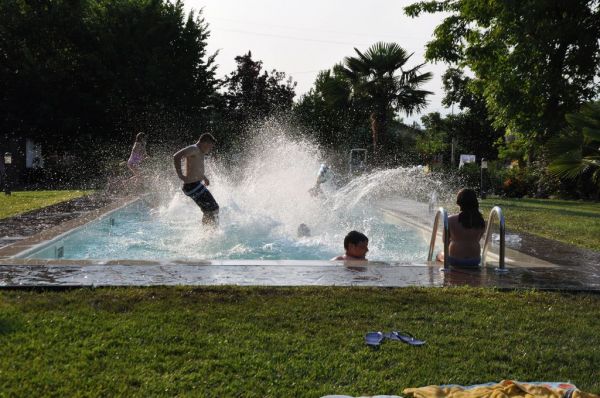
[336,42,433,160]
[441,68,501,161]
[405,1,600,158]
[222,52,295,124]
[0,0,218,161]
[294,65,370,150]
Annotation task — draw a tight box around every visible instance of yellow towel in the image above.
[403,380,600,398]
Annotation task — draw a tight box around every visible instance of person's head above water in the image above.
[456,188,485,229]
[344,230,369,259]
[297,223,311,237]
[197,133,217,153]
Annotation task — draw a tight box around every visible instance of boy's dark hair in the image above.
[199,133,217,144]
[344,230,368,250]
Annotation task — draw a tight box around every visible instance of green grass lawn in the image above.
[1,286,599,397]
[478,198,600,252]
[0,190,93,219]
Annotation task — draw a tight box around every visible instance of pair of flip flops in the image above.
[365,331,425,347]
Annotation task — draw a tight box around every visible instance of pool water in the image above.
[22,199,429,262]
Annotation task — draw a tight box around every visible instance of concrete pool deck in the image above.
[0,196,599,290]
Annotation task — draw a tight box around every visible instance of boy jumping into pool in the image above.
[173,133,219,225]
[331,231,369,261]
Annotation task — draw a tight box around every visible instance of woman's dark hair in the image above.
[456,188,485,229]
[135,132,145,143]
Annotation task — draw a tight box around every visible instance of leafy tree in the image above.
[441,68,502,161]
[0,0,218,177]
[294,66,370,151]
[548,101,600,190]
[405,1,600,157]
[334,42,433,161]
[220,51,296,148]
[417,112,449,163]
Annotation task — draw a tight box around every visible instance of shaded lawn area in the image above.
[0,190,93,219]
[479,198,600,252]
[1,286,599,397]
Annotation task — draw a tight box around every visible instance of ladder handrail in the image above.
[427,207,449,270]
[481,206,506,271]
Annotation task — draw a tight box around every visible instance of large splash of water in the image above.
[132,120,448,261]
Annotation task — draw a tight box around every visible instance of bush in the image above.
[500,167,538,198]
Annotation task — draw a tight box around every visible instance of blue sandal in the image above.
[365,331,385,347]
[387,331,426,346]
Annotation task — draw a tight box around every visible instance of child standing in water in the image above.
[436,188,486,267]
[173,133,219,225]
[331,231,369,261]
[309,163,332,197]
[128,132,147,177]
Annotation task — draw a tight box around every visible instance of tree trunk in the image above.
[369,112,379,156]
[370,109,387,163]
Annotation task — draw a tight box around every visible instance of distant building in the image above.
[1,135,45,189]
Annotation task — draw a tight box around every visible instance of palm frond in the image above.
[548,158,587,180]
[399,70,433,87]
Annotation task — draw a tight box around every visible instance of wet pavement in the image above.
[1,195,599,290]
[504,230,600,269]
[0,193,112,248]
[0,261,599,290]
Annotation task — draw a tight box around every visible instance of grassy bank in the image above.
[479,198,600,251]
[0,190,93,219]
[1,286,599,396]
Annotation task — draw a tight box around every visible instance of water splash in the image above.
[134,119,447,261]
[29,120,451,262]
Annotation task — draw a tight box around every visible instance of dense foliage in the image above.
[1,0,218,151]
[0,0,299,185]
[404,0,600,198]
[2,0,600,199]
[405,0,600,154]
[218,51,297,152]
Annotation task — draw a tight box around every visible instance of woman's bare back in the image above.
[448,214,485,258]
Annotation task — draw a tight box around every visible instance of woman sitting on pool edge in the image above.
[436,188,485,267]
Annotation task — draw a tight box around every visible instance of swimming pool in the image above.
[17,197,430,263]
[16,128,441,264]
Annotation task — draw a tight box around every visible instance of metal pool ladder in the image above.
[427,207,449,270]
[482,206,508,273]
[427,206,507,273]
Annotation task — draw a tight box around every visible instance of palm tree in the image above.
[338,42,433,160]
[548,101,600,188]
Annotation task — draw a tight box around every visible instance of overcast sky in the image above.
[184,0,451,124]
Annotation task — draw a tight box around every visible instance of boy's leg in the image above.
[202,210,219,226]
[198,189,219,225]
[182,181,219,225]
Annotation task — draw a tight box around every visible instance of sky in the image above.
[184,0,451,124]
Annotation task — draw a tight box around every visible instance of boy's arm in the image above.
[173,146,193,181]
